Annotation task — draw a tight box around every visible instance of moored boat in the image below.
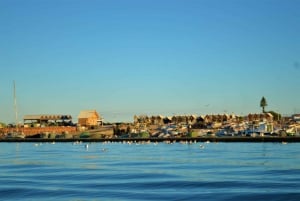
[6,131,25,139]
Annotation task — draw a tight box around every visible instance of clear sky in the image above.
[1,0,299,123]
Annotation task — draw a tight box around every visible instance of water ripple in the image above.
[0,142,300,200]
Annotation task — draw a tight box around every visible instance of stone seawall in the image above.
[1,126,77,136]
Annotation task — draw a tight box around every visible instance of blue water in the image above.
[0,142,300,201]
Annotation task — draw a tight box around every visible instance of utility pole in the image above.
[13,80,18,128]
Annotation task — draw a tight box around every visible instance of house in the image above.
[134,115,151,125]
[78,110,102,128]
[23,114,72,127]
[150,115,164,125]
[247,113,273,122]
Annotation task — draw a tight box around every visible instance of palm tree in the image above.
[260,96,267,113]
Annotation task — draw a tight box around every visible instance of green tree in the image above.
[260,96,268,113]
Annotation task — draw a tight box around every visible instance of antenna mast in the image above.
[13,80,18,127]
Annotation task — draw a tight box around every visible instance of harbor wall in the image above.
[0,126,77,136]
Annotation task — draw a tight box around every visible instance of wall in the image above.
[1,126,77,136]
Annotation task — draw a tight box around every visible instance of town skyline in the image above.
[1,0,300,123]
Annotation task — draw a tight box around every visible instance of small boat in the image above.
[6,131,25,139]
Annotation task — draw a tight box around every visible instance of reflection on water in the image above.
[0,142,300,201]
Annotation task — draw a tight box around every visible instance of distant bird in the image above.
[85,144,89,149]
[200,144,205,149]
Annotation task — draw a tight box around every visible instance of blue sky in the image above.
[1,0,299,123]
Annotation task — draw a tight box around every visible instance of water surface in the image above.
[0,142,299,200]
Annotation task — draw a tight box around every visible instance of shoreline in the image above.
[1,136,300,143]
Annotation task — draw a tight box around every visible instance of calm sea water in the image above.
[0,142,300,201]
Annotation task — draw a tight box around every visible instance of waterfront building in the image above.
[78,110,102,128]
[23,114,72,127]
[150,115,164,125]
[247,113,274,122]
